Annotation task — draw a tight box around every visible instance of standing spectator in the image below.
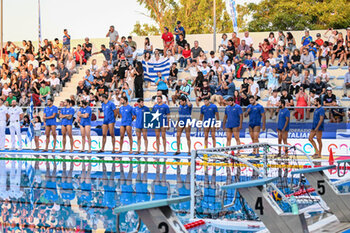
[155,72,169,99]
[162,27,175,55]
[294,87,308,121]
[174,21,185,41]
[300,48,316,76]
[134,61,144,98]
[62,29,71,52]
[106,25,119,47]
[343,66,350,97]
[191,41,203,60]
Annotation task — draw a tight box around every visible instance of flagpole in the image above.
[213,0,216,52]
[0,0,3,59]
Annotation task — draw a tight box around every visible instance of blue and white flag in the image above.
[142,58,170,82]
[226,0,238,33]
[25,96,34,145]
[38,0,42,47]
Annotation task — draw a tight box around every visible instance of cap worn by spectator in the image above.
[327,87,332,91]
[316,33,321,37]
[177,21,181,24]
[321,64,327,69]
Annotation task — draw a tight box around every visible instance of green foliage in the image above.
[133,0,234,36]
[239,0,350,31]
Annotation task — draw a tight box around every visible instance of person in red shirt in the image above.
[315,33,324,47]
[74,44,86,69]
[161,27,174,55]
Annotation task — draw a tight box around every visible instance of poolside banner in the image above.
[142,58,170,82]
[226,0,238,33]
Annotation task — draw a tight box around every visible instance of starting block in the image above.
[222,177,309,233]
[114,196,190,233]
[292,165,350,223]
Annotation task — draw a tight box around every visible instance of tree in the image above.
[239,0,350,31]
[132,0,234,36]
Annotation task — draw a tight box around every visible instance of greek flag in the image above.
[226,0,238,33]
[142,58,170,82]
[38,0,42,46]
[25,96,34,145]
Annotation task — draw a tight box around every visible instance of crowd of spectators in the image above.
[2,22,349,123]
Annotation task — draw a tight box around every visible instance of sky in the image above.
[3,0,259,42]
[3,0,154,42]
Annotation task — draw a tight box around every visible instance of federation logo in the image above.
[144,111,161,129]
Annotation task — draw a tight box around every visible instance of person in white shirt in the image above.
[49,73,62,96]
[7,100,23,150]
[243,31,254,52]
[199,61,211,78]
[0,99,8,150]
[223,59,235,79]
[207,51,219,67]
[267,89,280,119]
[248,77,260,100]
[27,54,39,69]
[8,56,19,71]
[184,59,199,81]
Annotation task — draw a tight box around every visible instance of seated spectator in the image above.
[73,44,86,68]
[267,68,279,96]
[259,39,271,62]
[294,87,308,121]
[144,37,153,54]
[208,51,219,67]
[318,41,330,66]
[310,76,326,96]
[172,79,191,105]
[121,82,132,102]
[199,61,211,79]
[343,66,350,97]
[240,91,249,107]
[315,33,324,47]
[184,59,198,82]
[191,41,203,60]
[58,62,70,87]
[83,69,94,90]
[291,49,301,70]
[240,78,249,94]
[210,81,228,106]
[237,39,250,55]
[179,43,191,68]
[171,79,183,104]
[39,82,51,104]
[323,87,337,116]
[193,72,205,97]
[300,48,316,76]
[219,33,228,52]
[231,32,240,48]
[306,89,319,119]
[242,31,254,53]
[258,60,273,89]
[301,69,314,90]
[196,80,211,106]
[285,32,296,53]
[248,77,260,100]
[233,90,241,105]
[224,77,235,99]
[197,50,207,66]
[266,89,280,119]
[210,60,224,86]
[162,27,174,55]
[76,81,86,96]
[82,37,92,60]
[243,54,254,76]
[223,59,235,79]
[155,72,169,98]
[49,73,62,97]
[6,92,16,106]
[175,34,187,55]
[225,40,236,60]
[330,40,345,66]
[301,30,312,49]
[290,69,302,95]
[254,56,265,76]
[345,41,350,66]
[267,52,277,67]
[317,64,331,87]
[127,36,137,49]
[152,90,168,104]
[218,50,229,65]
[330,107,345,123]
[2,83,11,99]
[65,55,76,74]
[19,92,30,107]
[280,88,294,107]
[168,63,178,88]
